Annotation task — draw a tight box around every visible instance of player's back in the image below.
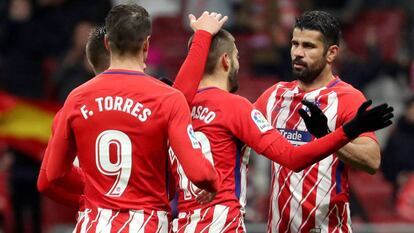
[171,87,248,212]
[67,69,178,211]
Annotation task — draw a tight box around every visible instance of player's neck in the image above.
[297,67,335,92]
[199,74,230,92]
[108,54,145,72]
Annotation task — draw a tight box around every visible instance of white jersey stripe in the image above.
[208,205,229,233]
[270,163,280,233]
[129,210,144,233]
[95,208,113,233]
[184,209,201,233]
[265,85,280,121]
[287,91,322,233]
[297,158,337,232]
[277,163,317,232]
[273,86,298,128]
[239,147,250,211]
[267,85,286,122]
[315,92,339,230]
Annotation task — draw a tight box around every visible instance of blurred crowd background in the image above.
[0,0,413,232]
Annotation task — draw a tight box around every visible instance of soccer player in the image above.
[37,26,109,209]
[40,5,227,232]
[38,11,228,213]
[254,11,384,233]
[169,29,393,232]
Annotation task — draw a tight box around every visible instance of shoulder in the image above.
[219,91,253,108]
[255,81,296,106]
[332,80,366,101]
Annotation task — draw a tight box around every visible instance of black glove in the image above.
[343,100,394,139]
[159,77,174,86]
[298,100,330,138]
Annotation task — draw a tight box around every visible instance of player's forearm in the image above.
[37,169,82,207]
[173,30,212,104]
[177,152,219,193]
[336,137,381,174]
[263,126,350,172]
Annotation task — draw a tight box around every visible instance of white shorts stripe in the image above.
[129,210,144,233]
[80,209,92,233]
[184,209,201,233]
[156,211,168,233]
[95,208,113,233]
[208,205,229,233]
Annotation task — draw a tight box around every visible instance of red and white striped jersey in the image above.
[255,77,377,233]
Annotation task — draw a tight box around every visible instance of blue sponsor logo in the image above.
[277,128,313,143]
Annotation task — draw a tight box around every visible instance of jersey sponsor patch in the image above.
[251,109,273,133]
[277,128,313,145]
[187,124,201,149]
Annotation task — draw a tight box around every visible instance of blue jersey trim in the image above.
[234,141,242,199]
[336,160,345,193]
[102,71,147,76]
[197,87,219,93]
[327,78,341,88]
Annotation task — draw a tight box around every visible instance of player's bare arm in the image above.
[335,137,380,174]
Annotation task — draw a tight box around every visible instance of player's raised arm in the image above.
[167,92,220,193]
[173,11,227,104]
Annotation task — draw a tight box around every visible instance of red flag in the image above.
[0,92,61,161]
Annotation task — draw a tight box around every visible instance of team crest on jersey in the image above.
[187,125,200,149]
[251,109,273,133]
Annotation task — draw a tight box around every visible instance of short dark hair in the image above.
[105,4,151,56]
[294,11,341,48]
[189,29,235,75]
[86,26,109,74]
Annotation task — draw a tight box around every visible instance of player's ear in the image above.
[221,53,230,71]
[143,36,150,53]
[326,45,339,63]
[104,35,110,51]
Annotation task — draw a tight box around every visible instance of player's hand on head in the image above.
[188,11,228,35]
[343,100,394,139]
[298,100,330,138]
[195,189,217,205]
